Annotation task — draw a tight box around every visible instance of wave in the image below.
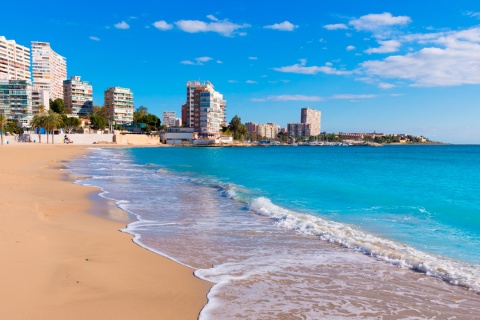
[248,197,480,293]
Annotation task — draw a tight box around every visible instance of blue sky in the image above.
[2,0,480,143]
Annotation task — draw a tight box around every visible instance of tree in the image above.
[44,110,64,144]
[228,115,247,141]
[0,113,6,145]
[50,98,65,114]
[30,114,47,143]
[61,115,81,133]
[90,113,107,130]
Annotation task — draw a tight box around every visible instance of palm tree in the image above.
[44,110,64,144]
[0,113,7,145]
[30,114,46,143]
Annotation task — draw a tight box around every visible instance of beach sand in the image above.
[0,144,211,320]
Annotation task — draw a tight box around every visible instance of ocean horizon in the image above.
[68,145,480,319]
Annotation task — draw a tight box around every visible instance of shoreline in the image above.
[0,144,211,320]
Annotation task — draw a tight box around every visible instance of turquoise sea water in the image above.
[69,145,480,318]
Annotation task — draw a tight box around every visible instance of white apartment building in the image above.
[104,87,134,125]
[0,36,31,81]
[257,122,280,139]
[63,76,93,116]
[31,86,50,115]
[163,111,177,127]
[0,77,32,127]
[192,82,227,135]
[31,41,67,100]
[301,108,321,136]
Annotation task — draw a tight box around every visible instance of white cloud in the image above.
[246,80,258,84]
[89,36,100,41]
[365,40,401,54]
[253,95,324,102]
[248,56,258,60]
[324,23,348,30]
[217,60,223,64]
[153,20,173,31]
[331,94,376,99]
[346,45,356,51]
[361,27,480,87]
[274,59,351,75]
[264,21,298,31]
[114,21,130,29]
[129,16,138,20]
[465,11,480,19]
[349,12,411,31]
[378,82,395,89]
[181,56,214,65]
[207,14,219,21]
[228,80,239,83]
[175,18,249,37]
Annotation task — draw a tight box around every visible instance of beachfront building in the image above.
[175,117,182,127]
[301,108,321,136]
[31,86,49,115]
[287,122,311,139]
[31,41,67,100]
[245,122,257,134]
[0,36,31,81]
[163,111,176,127]
[257,122,280,139]
[63,76,93,116]
[184,80,227,134]
[0,77,33,127]
[104,86,134,125]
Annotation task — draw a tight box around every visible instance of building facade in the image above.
[287,123,311,139]
[245,122,257,134]
[63,76,93,116]
[104,87,134,125]
[300,108,321,136]
[0,77,32,127]
[0,36,31,81]
[31,86,50,115]
[162,111,177,127]
[31,41,67,100]
[257,122,280,139]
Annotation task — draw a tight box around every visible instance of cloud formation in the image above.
[114,21,130,29]
[153,20,173,30]
[365,40,401,54]
[346,45,356,51]
[264,21,298,31]
[274,59,351,75]
[349,13,411,31]
[253,95,324,102]
[180,56,214,65]
[175,17,249,36]
[324,23,348,30]
[89,36,100,41]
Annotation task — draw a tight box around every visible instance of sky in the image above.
[2,0,480,143]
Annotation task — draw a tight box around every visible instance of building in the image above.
[301,108,321,136]
[31,41,67,100]
[0,36,31,81]
[175,117,182,127]
[104,87,134,125]
[63,76,93,116]
[162,111,177,127]
[245,122,257,134]
[257,122,280,139]
[184,80,227,133]
[31,86,50,115]
[0,76,32,127]
[287,123,311,139]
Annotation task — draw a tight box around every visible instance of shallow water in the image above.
[69,146,480,319]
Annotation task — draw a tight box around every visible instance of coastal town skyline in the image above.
[2,1,480,143]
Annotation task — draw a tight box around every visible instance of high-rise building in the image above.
[0,76,32,127]
[31,41,67,100]
[257,123,280,139]
[63,76,93,116]
[301,108,321,136]
[163,111,177,127]
[184,80,226,134]
[287,122,311,138]
[104,87,134,125]
[31,86,50,115]
[0,36,31,80]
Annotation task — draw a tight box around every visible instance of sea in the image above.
[67,145,480,319]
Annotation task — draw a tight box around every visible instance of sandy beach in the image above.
[0,144,210,320]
